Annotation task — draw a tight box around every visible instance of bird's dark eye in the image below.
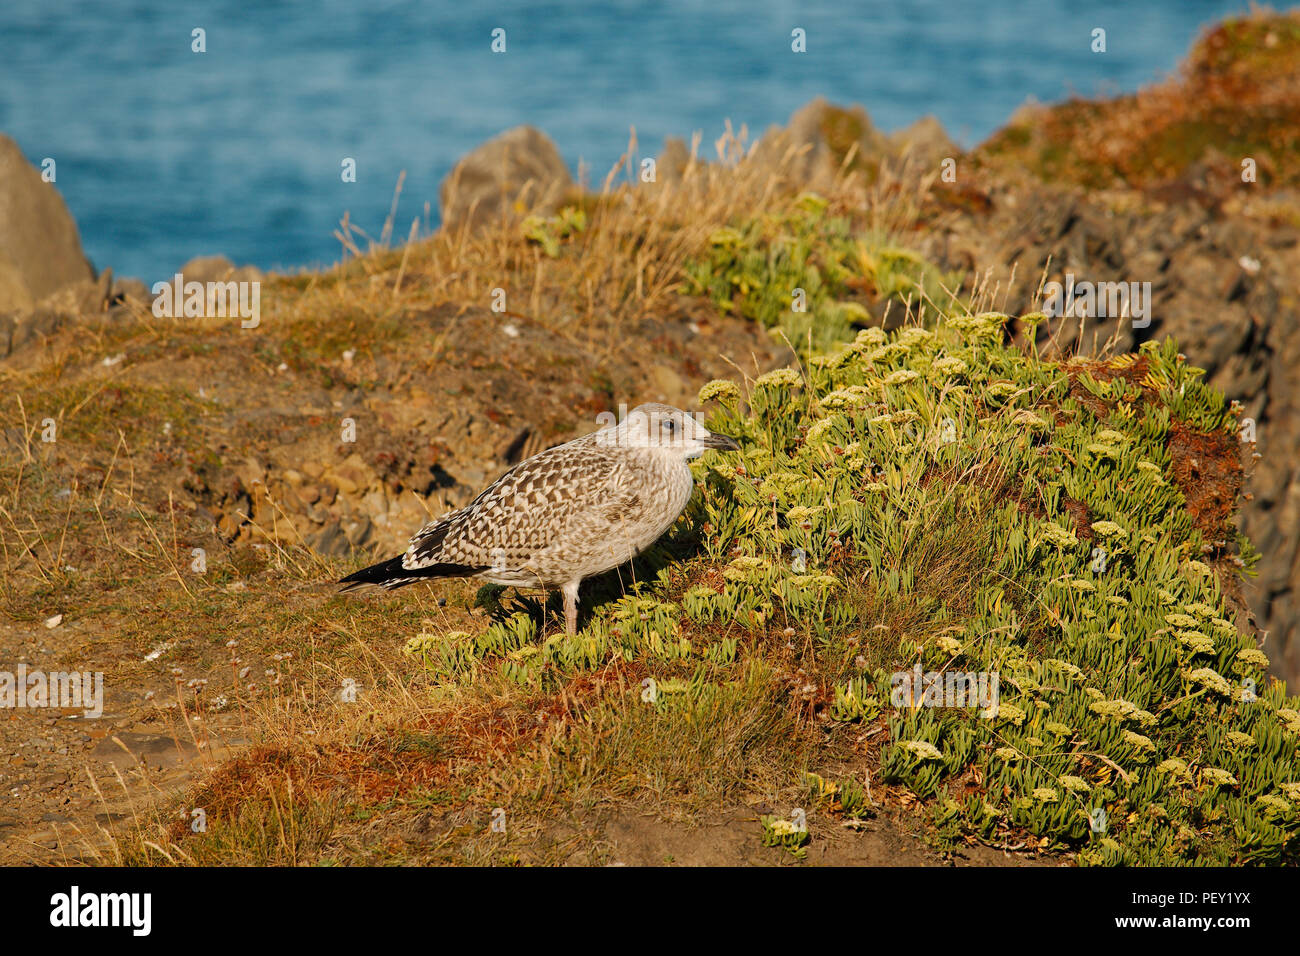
[663,420,675,432]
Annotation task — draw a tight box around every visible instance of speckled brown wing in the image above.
[401,435,628,574]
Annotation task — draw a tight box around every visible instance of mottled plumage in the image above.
[339,403,740,632]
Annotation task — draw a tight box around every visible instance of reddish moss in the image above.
[1166,419,1243,544]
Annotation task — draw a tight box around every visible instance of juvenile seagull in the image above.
[339,403,740,633]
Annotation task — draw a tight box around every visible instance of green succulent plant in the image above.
[410,252,1296,864]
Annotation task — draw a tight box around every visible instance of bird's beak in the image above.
[701,430,741,451]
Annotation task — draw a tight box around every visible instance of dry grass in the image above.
[0,122,962,867]
[264,127,939,359]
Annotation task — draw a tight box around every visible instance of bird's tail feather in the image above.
[338,554,484,592]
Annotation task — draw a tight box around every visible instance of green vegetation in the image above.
[681,193,961,350]
[402,314,1296,865]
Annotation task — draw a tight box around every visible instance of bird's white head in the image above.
[597,402,740,459]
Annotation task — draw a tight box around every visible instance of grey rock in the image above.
[307,521,349,556]
[0,257,34,314]
[888,115,959,168]
[751,97,892,182]
[0,134,94,312]
[656,137,691,183]
[112,276,151,307]
[175,255,262,285]
[439,125,574,233]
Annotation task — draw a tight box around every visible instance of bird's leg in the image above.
[562,581,580,634]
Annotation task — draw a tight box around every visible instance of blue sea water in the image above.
[0,0,1274,282]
